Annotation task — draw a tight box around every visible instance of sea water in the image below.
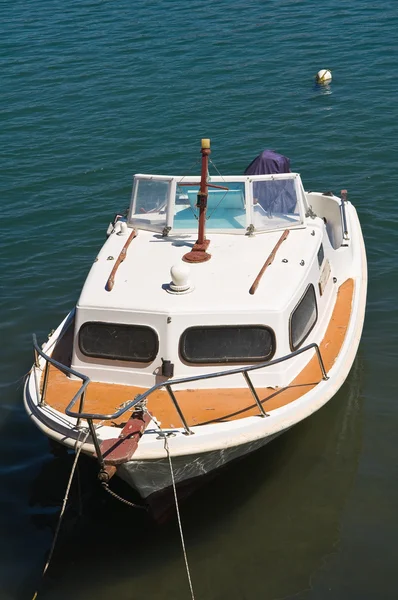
[1,1,398,598]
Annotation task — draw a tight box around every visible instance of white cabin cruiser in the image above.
[24,140,367,518]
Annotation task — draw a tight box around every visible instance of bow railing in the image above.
[32,333,329,461]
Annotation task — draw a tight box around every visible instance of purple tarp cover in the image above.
[244,150,295,214]
[244,149,291,175]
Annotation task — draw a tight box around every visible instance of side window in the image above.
[79,322,158,362]
[290,285,318,350]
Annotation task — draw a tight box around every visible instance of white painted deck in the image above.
[78,224,323,314]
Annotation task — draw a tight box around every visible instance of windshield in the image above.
[250,178,301,231]
[129,178,169,229]
[173,180,246,231]
[128,174,304,234]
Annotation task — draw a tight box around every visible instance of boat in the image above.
[23,139,367,519]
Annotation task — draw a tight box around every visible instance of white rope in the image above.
[163,433,196,600]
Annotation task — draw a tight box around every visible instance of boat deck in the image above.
[42,279,354,429]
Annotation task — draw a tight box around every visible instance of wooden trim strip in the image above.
[105,229,137,291]
[249,229,289,295]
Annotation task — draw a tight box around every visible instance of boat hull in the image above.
[118,431,280,496]
[23,195,367,518]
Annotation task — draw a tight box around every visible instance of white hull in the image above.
[23,160,367,513]
[117,432,281,500]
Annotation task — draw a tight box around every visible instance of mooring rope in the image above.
[146,409,195,600]
[32,415,196,600]
[162,431,196,600]
[31,428,91,600]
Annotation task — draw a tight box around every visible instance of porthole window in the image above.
[290,285,318,350]
[180,325,275,364]
[79,322,158,362]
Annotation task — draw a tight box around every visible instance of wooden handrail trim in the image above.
[106,229,137,291]
[249,229,290,295]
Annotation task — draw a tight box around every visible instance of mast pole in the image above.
[183,138,212,263]
[197,138,210,246]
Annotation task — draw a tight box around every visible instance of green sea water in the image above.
[1,0,398,598]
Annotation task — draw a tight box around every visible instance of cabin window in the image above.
[79,322,158,362]
[180,325,275,364]
[290,284,318,350]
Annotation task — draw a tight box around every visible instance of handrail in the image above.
[249,229,290,295]
[32,334,91,425]
[105,228,137,291]
[62,341,329,422]
[340,189,349,241]
[32,335,329,461]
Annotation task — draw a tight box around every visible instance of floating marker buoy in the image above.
[316,69,332,83]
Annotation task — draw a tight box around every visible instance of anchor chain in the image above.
[100,477,148,510]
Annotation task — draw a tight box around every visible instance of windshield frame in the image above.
[128,173,308,235]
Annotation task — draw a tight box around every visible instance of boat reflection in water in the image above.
[28,354,363,599]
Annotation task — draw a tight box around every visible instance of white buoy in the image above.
[316,69,332,83]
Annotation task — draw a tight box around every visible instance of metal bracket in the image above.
[305,205,317,219]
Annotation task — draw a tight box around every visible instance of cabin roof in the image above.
[77,223,323,316]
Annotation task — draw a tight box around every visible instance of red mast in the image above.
[183,138,212,263]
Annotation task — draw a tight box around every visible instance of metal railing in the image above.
[33,333,90,429]
[340,189,349,241]
[32,334,329,464]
